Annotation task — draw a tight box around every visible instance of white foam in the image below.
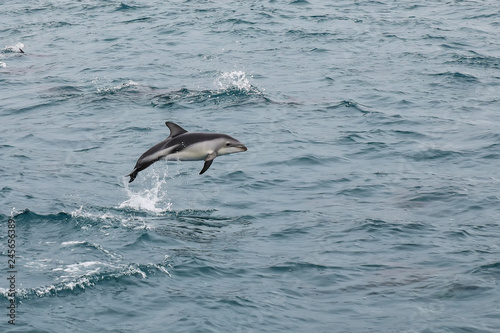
[0,62,6,68]
[216,71,252,92]
[61,240,86,246]
[53,261,104,274]
[154,264,172,277]
[3,42,24,53]
[69,205,151,231]
[108,79,138,92]
[70,205,115,220]
[24,259,51,270]
[1,262,170,299]
[119,168,173,213]
[60,240,122,259]
[93,78,138,94]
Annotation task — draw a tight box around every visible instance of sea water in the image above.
[1,0,500,332]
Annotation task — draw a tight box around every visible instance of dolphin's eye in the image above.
[226,143,231,147]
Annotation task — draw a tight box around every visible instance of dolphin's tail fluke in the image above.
[126,169,138,183]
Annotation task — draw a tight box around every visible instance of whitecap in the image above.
[60,240,87,246]
[70,205,115,220]
[53,261,104,275]
[92,78,138,94]
[2,42,24,53]
[2,262,170,299]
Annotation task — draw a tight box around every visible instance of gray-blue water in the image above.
[1,1,500,332]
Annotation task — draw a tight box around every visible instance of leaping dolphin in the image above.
[126,122,247,183]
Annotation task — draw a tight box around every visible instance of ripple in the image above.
[470,261,500,278]
[408,148,463,161]
[429,71,479,83]
[433,282,493,300]
[326,100,372,114]
[115,2,142,11]
[344,218,431,234]
[447,53,500,70]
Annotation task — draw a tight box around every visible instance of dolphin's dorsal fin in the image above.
[165,122,188,138]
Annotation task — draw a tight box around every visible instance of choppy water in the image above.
[1,0,500,332]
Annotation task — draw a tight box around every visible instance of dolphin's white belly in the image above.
[164,142,214,161]
[165,151,208,161]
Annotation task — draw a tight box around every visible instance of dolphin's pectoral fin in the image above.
[199,152,217,175]
[199,160,213,175]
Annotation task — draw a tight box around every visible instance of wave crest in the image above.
[0,263,170,299]
[1,42,24,53]
[151,71,265,108]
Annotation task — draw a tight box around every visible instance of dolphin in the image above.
[126,121,247,183]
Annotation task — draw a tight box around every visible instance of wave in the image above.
[11,209,75,224]
[122,16,153,24]
[393,185,469,210]
[60,240,122,259]
[0,42,25,68]
[115,2,143,11]
[82,71,273,109]
[447,53,500,70]
[344,218,431,234]
[151,71,267,108]
[0,204,243,300]
[7,207,147,232]
[289,0,311,5]
[93,79,139,95]
[0,262,170,300]
[407,147,463,161]
[1,42,24,54]
[470,261,500,279]
[5,204,236,230]
[151,86,265,108]
[325,100,373,114]
[263,154,342,167]
[428,71,479,83]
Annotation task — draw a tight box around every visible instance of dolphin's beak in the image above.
[239,144,248,152]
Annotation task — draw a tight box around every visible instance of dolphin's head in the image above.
[217,135,247,156]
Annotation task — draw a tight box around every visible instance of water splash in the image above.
[215,71,252,92]
[2,42,24,53]
[151,71,264,108]
[119,168,172,213]
[10,206,21,217]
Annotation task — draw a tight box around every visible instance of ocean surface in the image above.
[1,0,500,332]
